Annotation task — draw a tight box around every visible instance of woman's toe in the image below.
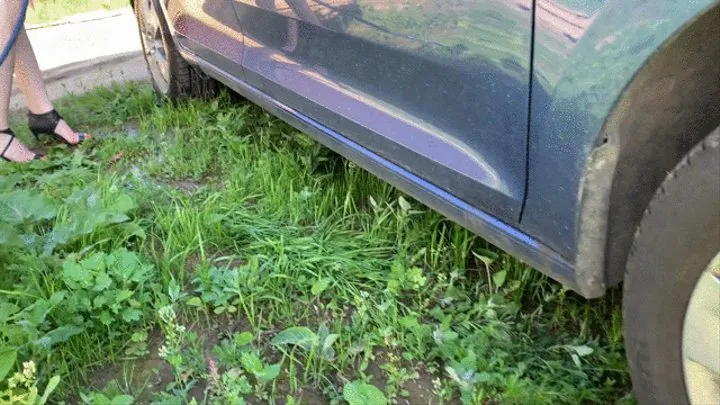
[56,120,81,144]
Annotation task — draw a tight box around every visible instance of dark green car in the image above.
[133,0,720,402]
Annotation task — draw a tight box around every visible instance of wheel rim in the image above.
[683,251,720,404]
[138,0,170,93]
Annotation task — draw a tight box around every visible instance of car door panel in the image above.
[232,0,533,221]
[166,0,245,79]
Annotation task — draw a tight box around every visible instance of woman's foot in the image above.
[53,119,80,144]
[0,131,41,162]
[28,109,89,146]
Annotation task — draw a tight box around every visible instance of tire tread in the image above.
[624,127,720,404]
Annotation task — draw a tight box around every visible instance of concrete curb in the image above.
[25,7,133,31]
[43,51,142,82]
[10,51,143,97]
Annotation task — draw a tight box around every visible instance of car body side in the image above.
[143,0,720,298]
[524,0,720,297]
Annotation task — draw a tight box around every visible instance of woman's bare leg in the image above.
[13,28,52,114]
[14,28,79,144]
[0,0,22,130]
[1,0,38,162]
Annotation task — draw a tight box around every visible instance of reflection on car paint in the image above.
[170,0,245,64]
[233,0,532,219]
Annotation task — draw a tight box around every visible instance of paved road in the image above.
[10,8,149,111]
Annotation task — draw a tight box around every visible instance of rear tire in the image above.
[624,127,720,404]
[134,0,216,100]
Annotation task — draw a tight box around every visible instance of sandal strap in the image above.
[29,109,63,120]
[1,134,16,159]
[28,109,63,131]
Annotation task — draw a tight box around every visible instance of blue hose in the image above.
[0,0,30,67]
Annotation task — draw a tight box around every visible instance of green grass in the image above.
[0,82,633,404]
[25,0,129,25]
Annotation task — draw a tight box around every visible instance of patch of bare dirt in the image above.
[88,330,175,403]
[172,180,205,194]
[183,252,248,275]
[360,348,459,405]
[184,254,203,273]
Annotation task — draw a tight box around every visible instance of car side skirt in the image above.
[177,42,604,298]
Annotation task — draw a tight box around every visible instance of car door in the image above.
[232,0,533,221]
[165,0,246,79]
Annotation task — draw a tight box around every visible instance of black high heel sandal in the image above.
[28,109,90,146]
[1,129,42,162]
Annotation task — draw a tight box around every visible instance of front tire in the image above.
[624,127,720,404]
[134,0,215,100]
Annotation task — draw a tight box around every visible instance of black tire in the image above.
[624,127,720,404]
[134,0,216,100]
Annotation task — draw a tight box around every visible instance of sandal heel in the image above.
[28,109,87,146]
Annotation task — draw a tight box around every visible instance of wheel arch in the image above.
[576,2,720,289]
